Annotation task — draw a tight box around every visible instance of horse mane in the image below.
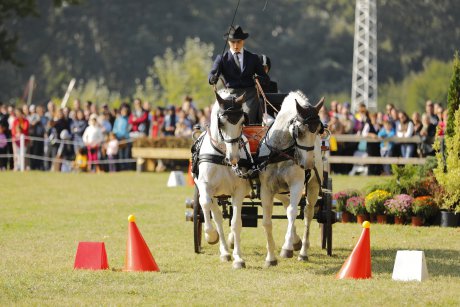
[275,90,311,124]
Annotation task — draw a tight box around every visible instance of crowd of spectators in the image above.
[0,95,447,174]
[0,95,211,172]
[321,100,447,175]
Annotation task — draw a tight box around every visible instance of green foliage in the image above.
[378,59,452,113]
[446,51,460,137]
[434,108,460,212]
[365,159,439,198]
[2,1,460,104]
[133,76,158,105]
[148,37,214,108]
[69,78,121,108]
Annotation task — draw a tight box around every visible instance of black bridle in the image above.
[291,114,324,152]
[260,110,324,169]
[216,108,246,144]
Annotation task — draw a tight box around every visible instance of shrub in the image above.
[412,196,439,219]
[333,190,361,212]
[434,107,460,213]
[346,196,366,215]
[365,190,392,215]
[384,194,413,218]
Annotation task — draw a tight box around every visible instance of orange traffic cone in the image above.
[124,215,160,272]
[187,159,195,186]
[336,221,372,279]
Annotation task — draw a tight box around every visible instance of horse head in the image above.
[214,91,247,166]
[290,97,324,169]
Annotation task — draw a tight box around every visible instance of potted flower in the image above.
[384,194,413,225]
[334,190,361,223]
[346,196,367,224]
[365,190,392,223]
[412,196,439,226]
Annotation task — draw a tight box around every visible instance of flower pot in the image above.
[440,211,459,227]
[356,214,368,224]
[341,211,352,223]
[394,216,404,225]
[411,216,423,227]
[426,211,441,226]
[376,214,387,224]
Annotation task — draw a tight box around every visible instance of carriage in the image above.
[185,92,337,259]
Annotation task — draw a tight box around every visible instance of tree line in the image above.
[0,0,459,111]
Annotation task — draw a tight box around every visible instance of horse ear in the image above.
[235,92,246,105]
[315,97,325,112]
[215,91,226,107]
[295,99,308,118]
[295,99,303,114]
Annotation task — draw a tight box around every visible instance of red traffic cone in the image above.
[124,215,160,272]
[74,242,109,270]
[336,221,372,279]
[187,159,195,186]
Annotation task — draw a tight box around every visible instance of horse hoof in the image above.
[293,240,302,251]
[220,255,231,262]
[205,231,219,245]
[264,260,278,268]
[298,254,309,262]
[280,249,294,258]
[232,261,246,269]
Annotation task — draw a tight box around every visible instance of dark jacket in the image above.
[209,49,269,89]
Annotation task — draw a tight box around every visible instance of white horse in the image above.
[257,91,324,267]
[193,90,252,269]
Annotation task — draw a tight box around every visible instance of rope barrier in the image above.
[23,135,135,145]
[24,153,136,165]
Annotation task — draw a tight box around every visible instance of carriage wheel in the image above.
[324,190,333,256]
[321,178,333,255]
[193,186,203,254]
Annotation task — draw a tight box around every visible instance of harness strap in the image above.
[207,127,226,155]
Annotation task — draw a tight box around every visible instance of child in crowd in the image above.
[105,132,119,172]
[378,120,396,175]
[74,147,88,172]
[0,125,7,170]
[82,113,104,172]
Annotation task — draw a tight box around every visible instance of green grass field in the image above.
[1,172,459,306]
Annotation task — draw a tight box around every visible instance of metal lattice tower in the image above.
[351,0,378,112]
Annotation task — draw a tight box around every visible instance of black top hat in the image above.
[223,25,249,41]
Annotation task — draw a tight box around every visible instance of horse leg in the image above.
[230,192,246,269]
[299,178,320,261]
[281,183,303,258]
[209,200,231,262]
[261,188,277,267]
[277,194,302,251]
[197,185,219,245]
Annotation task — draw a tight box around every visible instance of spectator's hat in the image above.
[224,25,249,41]
[29,104,36,112]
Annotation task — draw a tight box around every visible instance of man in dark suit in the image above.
[209,25,269,124]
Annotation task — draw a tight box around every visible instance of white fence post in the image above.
[19,134,25,172]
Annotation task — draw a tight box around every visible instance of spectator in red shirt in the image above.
[11,108,30,170]
[128,98,149,138]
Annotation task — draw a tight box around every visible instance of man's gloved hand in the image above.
[209,74,219,85]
